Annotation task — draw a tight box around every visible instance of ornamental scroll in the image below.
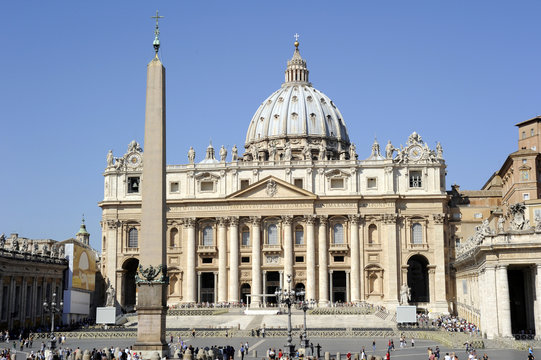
[135,264,169,286]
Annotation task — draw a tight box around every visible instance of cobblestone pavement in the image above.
[0,336,531,360]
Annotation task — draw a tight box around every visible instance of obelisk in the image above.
[132,11,168,359]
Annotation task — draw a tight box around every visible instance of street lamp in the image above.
[298,296,310,353]
[43,292,63,344]
[274,274,297,358]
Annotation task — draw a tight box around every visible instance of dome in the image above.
[244,40,352,161]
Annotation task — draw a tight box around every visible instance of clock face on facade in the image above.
[127,153,142,168]
[408,145,422,160]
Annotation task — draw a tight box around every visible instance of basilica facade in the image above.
[99,41,450,314]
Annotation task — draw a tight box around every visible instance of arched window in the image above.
[412,223,423,244]
[268,224,278,245]
[103,236,106,249]
[333,223,344,244]
[203,226,213,246]
[128,228,138,248]
[295,225,304,245]
[368,224,377,244]
[241,226,250,246]
[170,228,178,247]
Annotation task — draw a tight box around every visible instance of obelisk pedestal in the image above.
[132,13,169,359]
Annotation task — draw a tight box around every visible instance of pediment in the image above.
[227,176,317,200]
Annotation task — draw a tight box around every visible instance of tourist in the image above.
[411,338,415,347]
[372,340,376,353]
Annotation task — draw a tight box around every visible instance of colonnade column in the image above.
[535,265,541,339]
[282,216,293,279]
[213,272,218,304]
[484,265,499,339]
[349,215,360,302]
[305,215,316,302]
[217,217,228,303]
[496,265,512,337]
[250,217,262,306]
[359,217,365,301]
[345,271,350,302]
[382,213,399,307]
[197,272,201,303]
[318,216,329,306]
[262,271,267,306]
[228,217,239,303]
[185,218,197,303]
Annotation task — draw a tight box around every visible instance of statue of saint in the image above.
[436,142,443,159]
[106,150,114,168]
[319,143,327,161]
[303,145,311,160]
[231,145,238,161]
[219,146,227,162]
[11,237,19,252]
[21,238,29,253]
[106,283,116,307]
[497,216,505,233]
[251,144,258,161]
[400,283,411,305]
[268,142,277,161]
[284,143,292,161]
[350,143,357,160]
[0,233,5,249]
[188,147,196,164]
[385,140,395,159]
[114,157,124,170]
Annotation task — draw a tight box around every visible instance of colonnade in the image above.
[182,214,367,305]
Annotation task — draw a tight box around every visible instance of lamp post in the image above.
[274,274,297,358]
[43,292,63,344]
[299,297,310,352]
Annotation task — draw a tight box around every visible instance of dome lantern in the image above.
[284,35,310,85]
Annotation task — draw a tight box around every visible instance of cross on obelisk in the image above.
[151,10,164,54]
[132,11,169,360]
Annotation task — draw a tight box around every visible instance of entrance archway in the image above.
[122,258,139,309]
[407,255,429,303]
[240,283,251,305]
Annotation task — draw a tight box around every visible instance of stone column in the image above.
[359,217,365,301]
[329,270,334,304]
[382,214,399,307]
[20,277,27,322]
[282,216,294,279]
[217,218,228,303]
[345,271,350,302]
[251,217,262,306]
[197,272,201,303]
[279,270,284,290]
[432,214,448,312]
[349,215,360,302]
[305,215,317,302]
[484,265,499,339]
[262,271,267,307]
[213,272,218,304]
[428,267,436,305]
[31,277,38,323]
[318,216,329,306]
[185,218,197,303]
[228,217,239,303]
[535,265,541,339]
[105,220,119,297]
[496,265,512,337]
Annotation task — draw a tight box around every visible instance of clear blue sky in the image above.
[1,1,539,250]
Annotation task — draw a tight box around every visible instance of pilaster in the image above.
[305,215,316,302]
[228,217,239,302]
[185,218,197,303]
[496,265,512,337]
[382,213,399,307]
[217,217,228,303]
[282,216,293,279]
[318,216,329,306]
[349,215,360,302]
[250,217,262,306]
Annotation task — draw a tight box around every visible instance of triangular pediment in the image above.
[227,176,317,200]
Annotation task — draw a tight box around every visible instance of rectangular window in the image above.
[535,209,541,219]
[330,178,344,189]
[409,171,422,188]
[170,182,179,193]
[200,181,214,192]
[521,170,529,181]
[367,177,377,189]
[242,231,250,246]
[240,180,250,190]
[127,176,140,193]
[474,213,483,219]
[524,193,530,201]
[333,256,344,262]
[462,280,468,295]
[294,178,303,188]
[295,229,304,245]
[241,256,250,263]
[295,256,304,263]
[202,258,213,264]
